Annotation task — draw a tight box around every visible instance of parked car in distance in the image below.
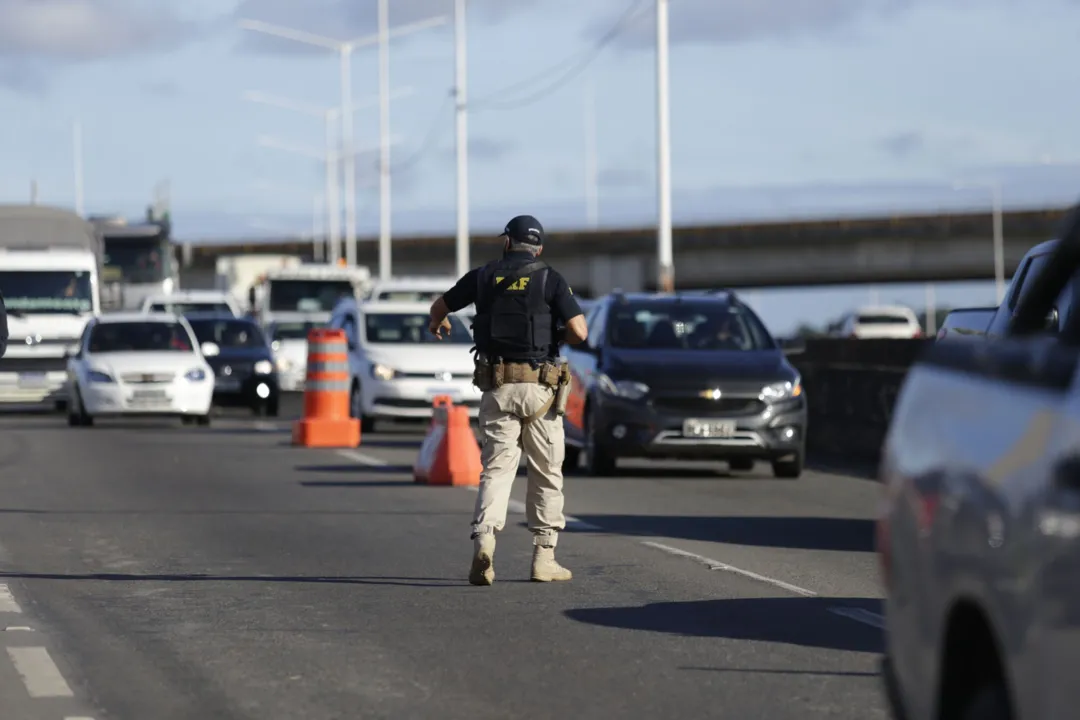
[835,305,923,339]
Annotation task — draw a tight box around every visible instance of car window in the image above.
[588,304,606,349]
[608,302,775,351]
[88,322,194,353]
[856,314,913,325]
[187,320,267,348]
[364,312,471,344]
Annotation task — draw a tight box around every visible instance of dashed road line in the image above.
[329,446,885,632]
[336,449,395,466]
[7,646,74,698]
[0,583,22,614]
[640,540,818,597]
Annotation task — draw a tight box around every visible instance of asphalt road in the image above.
[0,400,887,720]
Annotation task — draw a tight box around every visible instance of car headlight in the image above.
[276,356,292,372]
[185,368,207,381]
[760,378,802,402]
[597,373,649,400]
[371,363,397,381]
[86,369,114,383]
[254,360,274,375]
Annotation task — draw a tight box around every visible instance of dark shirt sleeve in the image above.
[441,269,480,313]
[547,271,583,323]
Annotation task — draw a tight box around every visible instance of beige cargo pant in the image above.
[471,381,566,547]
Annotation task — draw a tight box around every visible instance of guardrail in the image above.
[790,338,931,468]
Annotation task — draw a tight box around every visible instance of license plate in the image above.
[427,386,460,399]
[683,418,736,438]
[132,389,167,400]
[215,378,241,391]
[17,373,47,388]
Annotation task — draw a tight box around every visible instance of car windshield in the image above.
[102,237,171,284]
[149,301,234,316]
[0,270,93,315]
[269,279,354,312]
[365,312,471,344]
[269,322,318,342]
[608,303,775,350]
[857,314,910,325]
[374,289,444,302]
[187,320,266,349]
[88,321,194,353]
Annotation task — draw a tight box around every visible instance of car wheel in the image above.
[266,399,279,417]
[349,382,362,419]
[960,683,1011,720]
[361,415,376,434]
[771,452,803,479]
[195,414,211,427]
[68,386,92,427]
[585,405,616,476]
[728,457,755,472]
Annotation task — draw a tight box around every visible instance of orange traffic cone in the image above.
[292,328,361,448]
[414,396,481,486]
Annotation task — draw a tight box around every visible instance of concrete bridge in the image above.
[176,206,1070,295]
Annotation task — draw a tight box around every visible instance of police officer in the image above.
[428,215,589,586]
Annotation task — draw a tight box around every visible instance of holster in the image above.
[554,362,572,416]
[473,355,504,392]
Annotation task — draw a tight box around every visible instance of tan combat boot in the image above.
[469,533,495,586]
[531,545,572,582]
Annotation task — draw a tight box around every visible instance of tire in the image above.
[68,386,92,427]
[266,399,279,418]
[349,383,362,419]
[960,683,1010,720]
[728,457,755,471]
[195,414,211,427]
[361,415,376,434]
[584,405,616,476]
[772,453,803,479]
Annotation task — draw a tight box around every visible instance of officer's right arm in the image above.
[550,276,587,345]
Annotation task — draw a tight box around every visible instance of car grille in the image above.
[211,362,253,380]
[651,396,767,416]
[0,357,68,373]
[121,372,176,384]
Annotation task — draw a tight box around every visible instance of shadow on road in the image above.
[566,597,883,653]
[0,507,462,516]
[300,480,417,488]
[0,571,465,588]
[567,514,875,552]
[678,666,879,677]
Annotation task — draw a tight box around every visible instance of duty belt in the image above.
[501,361,560,387]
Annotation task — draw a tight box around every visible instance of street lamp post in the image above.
[953,179,1006,303]
[244,89,413,264]
[239,15,448,274]
[454,0,470,277]
[655,0,673,292]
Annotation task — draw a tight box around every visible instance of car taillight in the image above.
[913,328,923,338]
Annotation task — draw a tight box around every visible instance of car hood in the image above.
[86,352,205,376]
[604,348,795,390]
[365,343,475,374]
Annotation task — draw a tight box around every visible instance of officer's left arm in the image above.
[429,269,479,338]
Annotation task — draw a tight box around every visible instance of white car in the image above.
[835,304,923,339]
[329,299,480,431]
[140,290,241,317]
[266,318,321,392]
[66,313,215,426]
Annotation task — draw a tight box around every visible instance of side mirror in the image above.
[780,337,807,355]
[201,341,220,357]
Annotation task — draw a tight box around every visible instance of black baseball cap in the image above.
[502,215,545,246]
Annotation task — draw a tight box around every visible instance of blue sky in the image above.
[1,0,1079,332]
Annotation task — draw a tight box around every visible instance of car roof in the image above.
[97,311,184,324]
[603,290,739,305]
[144,291,232,303]
[358,300,439,314]
[183,312,251,322]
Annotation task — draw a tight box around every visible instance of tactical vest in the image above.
[472,256,553,361]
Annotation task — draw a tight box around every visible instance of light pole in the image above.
[952,179,1005,303]
[454,0,469,277]
[655,0,673,292]
[584,77,599,229]
[240,15,448,273]
[244,88,414,264]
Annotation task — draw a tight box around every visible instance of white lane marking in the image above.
[640,540,818,597]
[829,607,886,629]
[465,488,602,531]
[336,449,390,466]
[0,584,21,614]
[7,647,74,698]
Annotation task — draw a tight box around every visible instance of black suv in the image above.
[562,291,807,477]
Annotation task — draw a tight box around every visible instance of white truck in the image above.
[214,254,301,314]
[250,263,373,328]
[0,205,102,408]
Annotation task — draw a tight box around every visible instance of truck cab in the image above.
[251,264,372,329]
